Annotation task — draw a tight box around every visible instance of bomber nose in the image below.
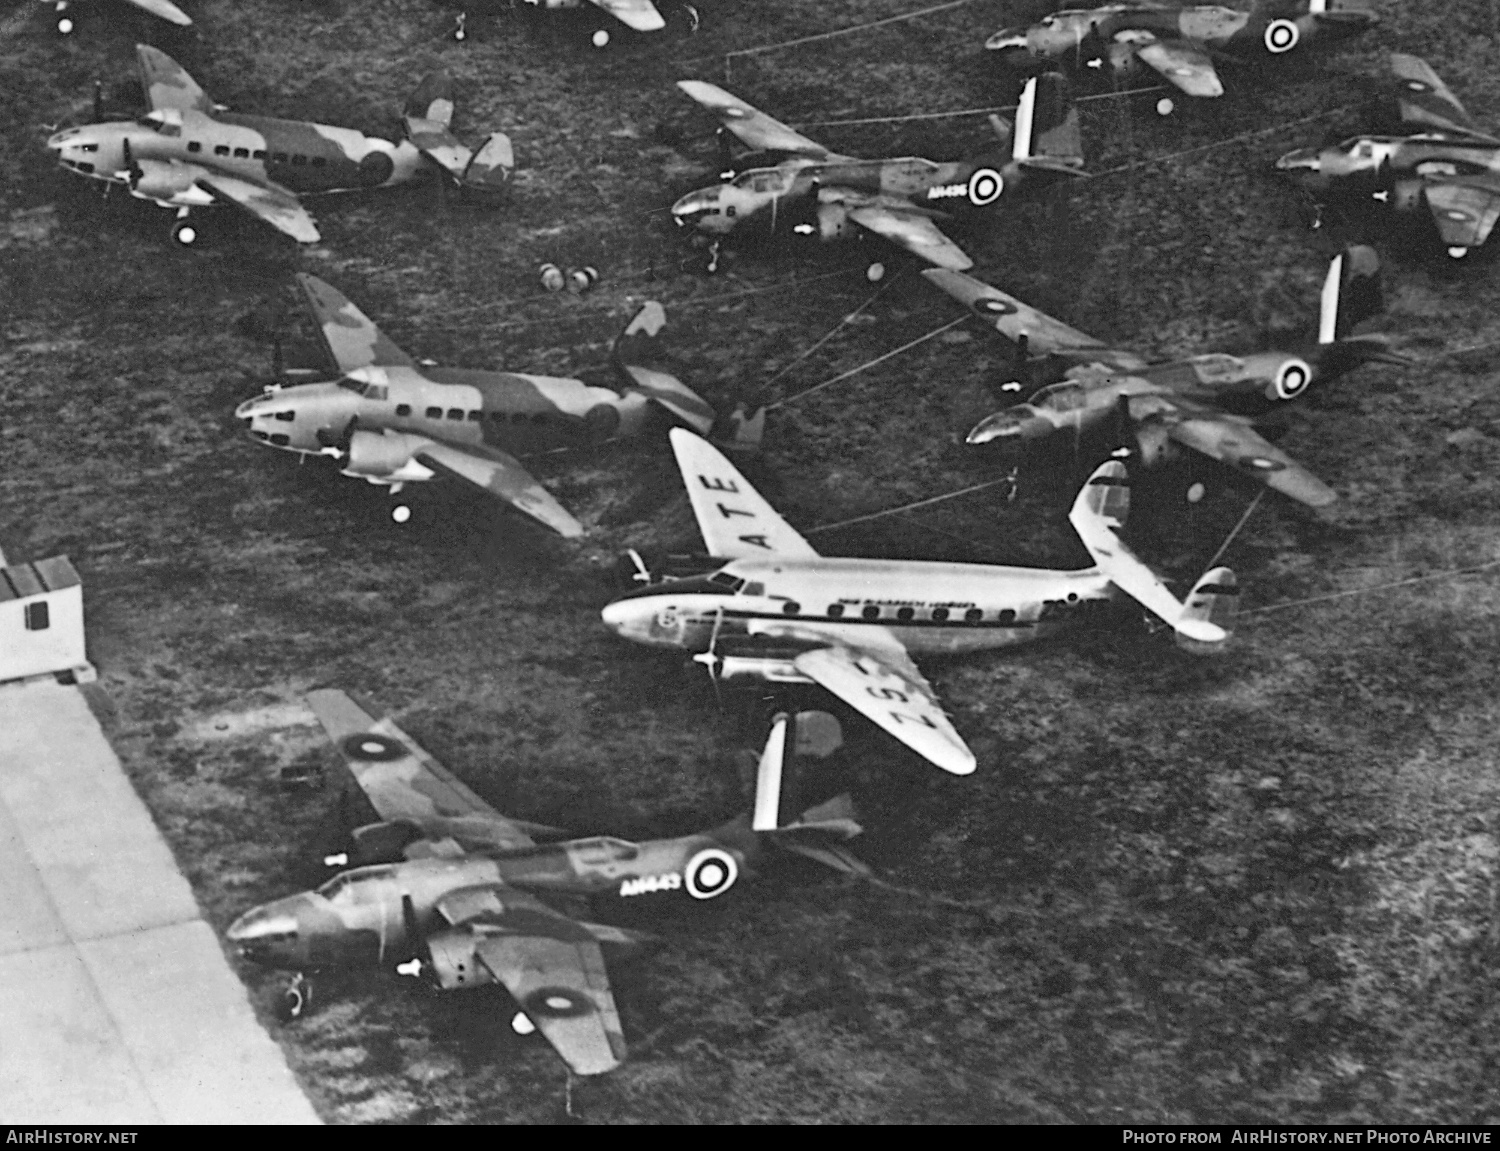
[671,189,717,227]
[985,28,1029,52]
[966,410,1027,445]
[226,906,299,959]
[1275,148,1321,174]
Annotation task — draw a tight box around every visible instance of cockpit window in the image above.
[317,864,395,902]
[1034,381,1086,411]
[337,377,367,393]
[572,837,640,865]
[610,577,736,603]
[709,571,746,592]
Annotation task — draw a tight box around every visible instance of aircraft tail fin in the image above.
[1069,461,1233,652]
[612,302,719,438]
[1318,245,1384,345]
[403,71,514,190]
[1010,73,1085,173]
[752,712,867,875]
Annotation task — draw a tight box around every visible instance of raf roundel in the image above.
[967,168,1004,207]
[1263,19,1300,53]
[341,733,406,762]
[684,847,739,899]
[523,987,595,1018]
[975,296,1017,317]
[1274,358,1312,401]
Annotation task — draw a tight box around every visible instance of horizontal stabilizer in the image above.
[620,365,715,435]
[405,71,456,128]
[1319,245,1383,344]
[464,132,515,189]
[1176,566,1238,653]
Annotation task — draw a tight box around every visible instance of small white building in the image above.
[0,555,94,685]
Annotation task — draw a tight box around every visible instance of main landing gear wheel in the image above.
[391,504,412,524]
[1155,97,1175,117]
[1447,246,1469,260]
[279,974,311,1022]
[1186,482,1206,505]
[591,29,610,48]
[171,220,197,247]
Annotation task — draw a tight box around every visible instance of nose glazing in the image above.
[1274,148,1321,173]
[985,28,1028,51]
[966,411,1025,445]
[226,907,299,956]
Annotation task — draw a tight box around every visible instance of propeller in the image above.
[92,81,104,123]
[119,137,142,190]
[315,415,357,457]
[715,126,734,180]
[1110,393,1136,460]
[691,605,726,710]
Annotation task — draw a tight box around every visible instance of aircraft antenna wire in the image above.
[768,316,968,411]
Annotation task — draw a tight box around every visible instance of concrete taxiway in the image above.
[0,678,320,1124]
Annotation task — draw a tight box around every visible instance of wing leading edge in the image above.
[668,428,819,559]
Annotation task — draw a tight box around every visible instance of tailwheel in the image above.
[171,211,197,247]
[279,974,311,1022]
[453,13,466,41]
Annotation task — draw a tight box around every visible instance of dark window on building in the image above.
[965,608,983,623]
[425,406,442,419]
[931,607,949,622]
[24,602,49,631]
[214,145,230,156]
[896,606,914,621]
[827,604,844,618]
[233,147,250,159]
[395,404,411,417]
[187,141,201,153]
[446,408,464,421]
[861,605,880,621]
[782,601,800,616]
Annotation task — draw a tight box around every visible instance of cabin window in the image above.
[311,156,327,168]
[709,572,745,592]
[998,609,1015,624]
[490,412,506,422]
[931,607,949,621]
[273,410,295,422]
[531,413,547,424]
[445,408,464,421]
[253,149,266,160]
[511,412,527,423]
[396,404,411,417]
[186,141,201,153]
[965,608,983,623]
[214,145,230,156]
[272,151,288,163]
[827,604,844,618]
[24,602,49,631]
[896,607,914,621]
[233,147,250,159]
[80,143,98,153]
[467,411,482,422]
[425,406,442,419]
[861,605,880,621]
[782,601,800,616]
[291,154,307,166]
[744,582,764,597]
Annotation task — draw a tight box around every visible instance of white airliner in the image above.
[601,430,1240,776]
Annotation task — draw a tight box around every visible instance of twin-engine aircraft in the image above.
[46,45,513,246]
[924,246,1407,508]
[670,75,1085,272]
[987,1,1378,111]
[601,430,1238,777]
[41,0,191,34]
[1277,55,1500,261]
[227,690,863,1077]
[236,276,721,536]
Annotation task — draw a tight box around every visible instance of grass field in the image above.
[3,0,1500,1124]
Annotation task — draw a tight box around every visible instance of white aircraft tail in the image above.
[1318,245,1383,345]
[1068,461,1233,652]
[751,713,866,874]
[612,302,750,442]
[1012,72,1085,171]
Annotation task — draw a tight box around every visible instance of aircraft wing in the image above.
[591,0,666,32]
[676,81,831,158]
[436,888,627,1076]
[1161,412,1337,508]
[127,0,193,25]
[295,274,416,372]
[668,428,820,560]
[413,441,585,538]
[921,268,1148,368]
[1423,175,1500,254]
[306,688,540,851]
[1129,36,1224,98]
[790,638,976,776]
[195,172,321,244]
[846,205,974,271]
[1390,54,1499,142]
[135,45,213,115]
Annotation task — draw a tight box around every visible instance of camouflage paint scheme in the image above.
[922,248,1408,508]
[46,46,511,244]
[986,1,1378,101]
[670,76,1086,271]
[226,690,862,1076]
[235,275,716,537]
[1277,55,1500,259]
[602,432,1239,777]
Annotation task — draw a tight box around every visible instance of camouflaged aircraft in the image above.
[670,74,1085,273]
[41,0,191,34]
[601,430,1239,777]
[986,1,1378,115]
[227,689,864,1077]
[45,45,513,246]
[1277,55,1500,261]
[924,247,1407,508]
[235,275,722,535]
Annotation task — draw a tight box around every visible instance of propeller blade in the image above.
[92,80,103,123]
[271,336,285,380]
[400,892,433,974]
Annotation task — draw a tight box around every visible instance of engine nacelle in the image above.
[424,930,496,991]
[816,201,855,242]
[132,158,204,200]
[348,819,424,866]
[342,430,432,481]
